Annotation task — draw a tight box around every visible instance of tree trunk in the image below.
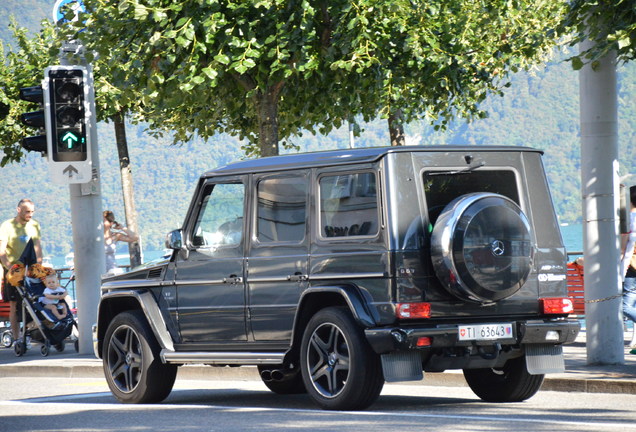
[388,109,406,146]
[256,85,282,157]
[113,110,142,268]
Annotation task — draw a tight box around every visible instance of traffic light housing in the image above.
[18,85,47,154]
[45,66,90,162]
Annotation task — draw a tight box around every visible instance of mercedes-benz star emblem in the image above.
[491,240,505,256]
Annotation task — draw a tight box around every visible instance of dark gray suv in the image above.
[94,146,580,410]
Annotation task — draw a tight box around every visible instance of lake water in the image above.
[561,223,583,256]
[48,224,585,269]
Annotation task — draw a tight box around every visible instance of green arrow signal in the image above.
[61,131,79,149]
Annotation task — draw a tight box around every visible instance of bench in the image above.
[566,262,585,315]
[0,300,10,321]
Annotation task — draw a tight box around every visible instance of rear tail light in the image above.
[541,297,574,314]
[396,302,431,319]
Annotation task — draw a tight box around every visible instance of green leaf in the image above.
[214,53,231,65]
[571,56,584,71]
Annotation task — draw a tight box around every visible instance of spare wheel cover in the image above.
[431,192,533,303]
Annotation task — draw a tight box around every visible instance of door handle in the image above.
[223,275,243,284]
[287,272,308,282]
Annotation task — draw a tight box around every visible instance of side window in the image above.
[191,182,244,247]
[319,172,378,238]
[256,175,307,243]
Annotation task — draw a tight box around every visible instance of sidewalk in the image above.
[0,330,634,394]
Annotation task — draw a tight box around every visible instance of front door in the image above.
[175,179,247,344]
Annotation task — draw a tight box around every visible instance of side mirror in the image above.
[165,229,183,250]
[166,229,189,260]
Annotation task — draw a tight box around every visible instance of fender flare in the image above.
[290,284,378,349]
[95,290,174,358]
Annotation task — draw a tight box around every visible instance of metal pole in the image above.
[60,43,104,355]
[579,39,624,365]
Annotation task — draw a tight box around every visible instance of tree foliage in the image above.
[67,0,567,156]
[563,0,636,69]
[0,19,59,166]
[331,0,567,135]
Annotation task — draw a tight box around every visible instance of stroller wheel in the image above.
[14,341,26,357]
[2,330,13,348]
[74,339,79,352]
[41,342,50,357]
[54,341,65,352]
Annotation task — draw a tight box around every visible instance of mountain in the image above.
[2,0,635,257]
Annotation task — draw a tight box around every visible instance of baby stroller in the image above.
[11,240,77,357]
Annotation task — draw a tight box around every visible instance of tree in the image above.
[563,0,636,69]
[0,19,58,166]
[70,0,352,157]
[70,0,568,155]
[330,0,568,144]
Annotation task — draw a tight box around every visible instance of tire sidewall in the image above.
[300,306,383,410]
[102,310,171,404]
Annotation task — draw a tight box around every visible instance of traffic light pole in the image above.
[59,42,103,355]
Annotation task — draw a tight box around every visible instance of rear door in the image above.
[247,171,309,342]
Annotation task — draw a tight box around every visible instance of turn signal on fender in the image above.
[540,297,574,314]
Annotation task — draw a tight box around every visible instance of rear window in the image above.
[424,170,519,224]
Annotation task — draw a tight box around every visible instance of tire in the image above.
[257,365,306,395]
[103,310,177,404]
[14,340,25,357]
[463,355,544,402]
[431,193,533,303]
[2,330,13,348]
[300,307,384,410]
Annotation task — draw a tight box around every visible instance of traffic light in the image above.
[18,85,47,154]
[45,66,89,162]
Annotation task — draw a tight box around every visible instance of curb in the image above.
[1,362,635,395]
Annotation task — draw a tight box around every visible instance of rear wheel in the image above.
[463,355,544,402]
[103,310,177,404]
[300,307,384,410]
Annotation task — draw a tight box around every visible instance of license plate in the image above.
[458,323,513,341]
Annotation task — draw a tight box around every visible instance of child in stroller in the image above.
[11,262,77,357]
[40,271,68,322]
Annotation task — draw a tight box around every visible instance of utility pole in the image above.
[58,42,103,355]
[579,39,624,365]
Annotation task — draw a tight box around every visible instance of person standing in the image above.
[103,210,138,275]
[620,186,636,353]
[0,199,42,342]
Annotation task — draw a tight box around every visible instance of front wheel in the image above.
[300,307,384,410]
[463,355,544,402]
[103,310,177,404]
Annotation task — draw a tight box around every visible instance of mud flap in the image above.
[525,344,564,374]
[381,351,423,382]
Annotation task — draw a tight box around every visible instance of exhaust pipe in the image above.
[260,369,273,382]
[270,369,286,381]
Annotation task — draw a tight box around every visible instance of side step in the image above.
[161,350,286,365]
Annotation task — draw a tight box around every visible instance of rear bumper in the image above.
[364,318,580,354]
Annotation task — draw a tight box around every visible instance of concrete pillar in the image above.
[579,40,624,365]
